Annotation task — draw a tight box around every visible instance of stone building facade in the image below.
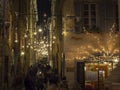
[0,0,38,90]
[63,0,119,33]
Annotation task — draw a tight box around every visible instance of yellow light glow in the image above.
[114,58,119,63]
[53,36,56,39]
[22,46,24,48]
[38,28,42,32]
[24,34,27,38]
[62,31,67,36]
[33,32,37,35]
[21,51,25,56]
[14,40,18,43]
[64,32,119,62]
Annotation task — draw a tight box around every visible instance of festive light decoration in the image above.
[18,22,51,60]
[64,26,120,63]
[21,51,25,56]
[38,28,42,32]
[14,31,18,43]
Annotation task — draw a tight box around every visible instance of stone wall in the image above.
[111,83,120,90]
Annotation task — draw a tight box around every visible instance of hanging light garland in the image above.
[65,25,120,63]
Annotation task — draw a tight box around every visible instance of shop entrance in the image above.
[75,61,113,90]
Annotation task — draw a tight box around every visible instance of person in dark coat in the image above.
[36,73,44,90]
[24,74,36,90]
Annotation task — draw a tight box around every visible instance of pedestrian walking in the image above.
[24,74,36,90]
[36,72,45,90]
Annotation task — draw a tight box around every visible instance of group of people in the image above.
[11,60,82,90]
[23,61,70,90]
[24,62,53,90]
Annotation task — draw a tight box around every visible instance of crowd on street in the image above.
[23,60,69,90]
[10,59,82,90]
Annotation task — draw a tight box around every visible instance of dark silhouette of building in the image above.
[37,0,51,25]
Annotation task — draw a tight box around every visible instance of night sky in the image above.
[37,0,51,24]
